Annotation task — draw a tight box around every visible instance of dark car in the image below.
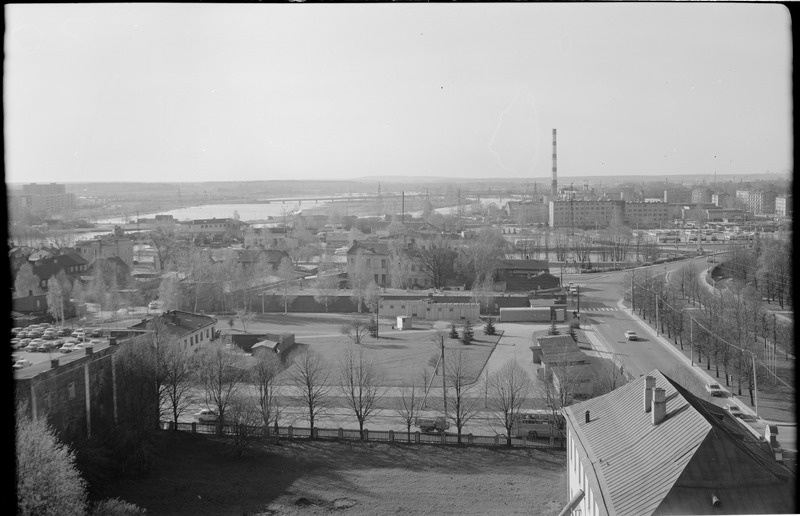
[86,329,103,338]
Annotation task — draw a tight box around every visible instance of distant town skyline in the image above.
[5,3,793,185]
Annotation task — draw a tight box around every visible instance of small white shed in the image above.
[396,316,412,330]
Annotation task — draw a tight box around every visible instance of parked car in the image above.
[59,342,78,353]
[148,301,159,310]
[193,409,219,423]
[724,404,744,417]
[705,382,728,397]
[57,327,73,337]
[42,330,58,340]
[624,330,639,341]
[10,338,21,349]
[37,341,59,353]
[71,330,86,340]
[28,329,44,338]
[13,359,33,370]
[24,341,40,352]
[86,329,103,338]
[16,330,30,339]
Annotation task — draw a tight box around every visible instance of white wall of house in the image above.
[180,324,216,352]
[378,299,479,321]
[567,426,603,516]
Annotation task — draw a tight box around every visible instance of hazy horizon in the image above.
[5,3,793,184]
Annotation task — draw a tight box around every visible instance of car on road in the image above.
[724,404,744,418]
[624,330,639,341]
[59,342,78,353]
[13,359,33,370]
[193,409,219,423]
[705,382,728,397]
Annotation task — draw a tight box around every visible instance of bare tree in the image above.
[234,307,256,332]
[45,271,70,326]
[277,257,297,314]
[195,342,247,435]
[226,393,262,456]
[444,349,481,444]
[414,235,457,289]
[251,352,283,429]
[488,361,532,446]
[339,347,385,439]
[161,339,196,427]
[396,376,422,442]
[340,318,370,346]
[312,273,339,312]
[348,251,372,313]
[290,350,331,435]
[150,225,179,271]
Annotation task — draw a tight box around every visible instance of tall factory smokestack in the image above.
[551,128,558,198]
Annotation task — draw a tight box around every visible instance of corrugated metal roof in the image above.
[564,370,796,516]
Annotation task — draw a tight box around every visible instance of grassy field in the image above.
[225,313,501,386]
[95,431,568,516]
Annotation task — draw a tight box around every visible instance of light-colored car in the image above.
[76,340,98,350]
[148,301,159,310]
[624,330,638,341]
[724,404,744,417]
[37,341,59,353]
[13,359,33,370]
[71,330,86,340]
[60,342,78,353]
[193,409,219,423]
[705,382,728,397]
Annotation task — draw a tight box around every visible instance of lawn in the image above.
[94,431,568,516]
[224,313,501,386]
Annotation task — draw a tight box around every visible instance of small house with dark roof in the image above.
[31,251,89,289]
[562,370,796,516]
[533,334,594,398]
[128,310,218,352]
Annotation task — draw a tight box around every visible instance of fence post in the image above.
[168,421,175,431]
[191,422,197,434]
[415,431,420,444]
[441,432,446,445]
[389,430,394,442]
[288,425,293,440]
[338,428,344,440]
[494,434,500,446]
[363,429,369,441]
[312,427,318,440]
[468,433,474,445]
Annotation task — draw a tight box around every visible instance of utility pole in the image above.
[439,335,448,415]
[576,285,580,313]
[752,352,758,416]
[630,270,635,313]
[655,294,659,337]
[689,314,693,366]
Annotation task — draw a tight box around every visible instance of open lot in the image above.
[95,431,567,516]
[221,313,502,386]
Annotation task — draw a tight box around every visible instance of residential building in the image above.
[127,310,218,352]
[179,218,246,237]
[562,371,795,516]
[624,202,670,228]
[662,188,692,204]
[505,200,549,225]
[347,240,389,287]
[76,236,134,269]
[31,250,89,290]
[748,190,778,215]
[18,182,76,215]
[244,226,297,249]
[15,346,116,443]
[775,195,793,217]
[531,334,594,398]
[691,188,712,205]
[549,200,625,229]
[711,192,729,207]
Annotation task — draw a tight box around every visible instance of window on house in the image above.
[68,382,76,400]
[381,259,386,268]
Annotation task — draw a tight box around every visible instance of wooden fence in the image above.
[160,420,565,449]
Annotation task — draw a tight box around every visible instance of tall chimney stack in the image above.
[551,128,558,198]
[644,375,656,413]
[652,387,667,425]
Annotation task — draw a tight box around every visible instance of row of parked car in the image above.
[11,323,104,356]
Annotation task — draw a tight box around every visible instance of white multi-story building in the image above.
[775,195,793,217]
[549,200,625,229]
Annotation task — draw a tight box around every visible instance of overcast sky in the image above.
[4,3,792,184]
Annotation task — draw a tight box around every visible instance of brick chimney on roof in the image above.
[652,387,666,425]
[644,375,655,413]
